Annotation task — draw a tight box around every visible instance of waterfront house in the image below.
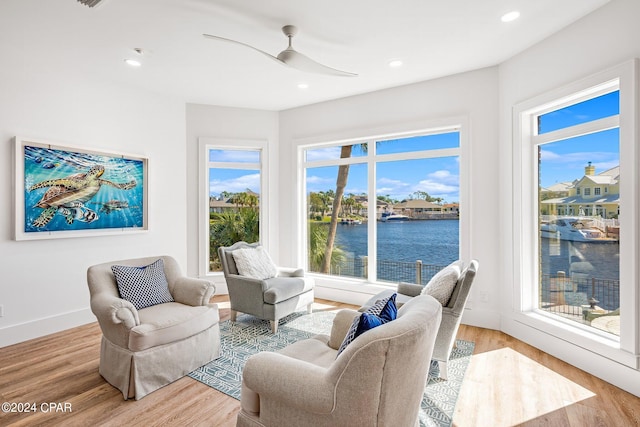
[541,163,620,218]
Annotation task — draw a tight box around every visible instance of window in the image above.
[302,127,462,285]
[595,187,601,195]
[199,140,266,275]
[514,61,639,365]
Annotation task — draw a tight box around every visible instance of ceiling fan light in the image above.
[388,59,403,68]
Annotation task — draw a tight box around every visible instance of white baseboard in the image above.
[0,308,95,348]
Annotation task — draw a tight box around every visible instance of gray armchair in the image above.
[87,255,220,400]
[237,295,442,427]
[361,260,479,380]
[218,242,315,333]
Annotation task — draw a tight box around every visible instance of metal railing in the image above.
[312,256,446,285]
[540,273,619,310]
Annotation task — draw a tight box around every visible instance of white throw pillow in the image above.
[232,246,278,280]
[421,261,463,305]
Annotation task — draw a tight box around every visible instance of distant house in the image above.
[442,203,460,215]
[209,189,260,214]
[540,163,619,218]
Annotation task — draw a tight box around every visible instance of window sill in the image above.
[510,309,638,368]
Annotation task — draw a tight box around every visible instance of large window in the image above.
[537,92,620,336]
[514,61,639,363]
[200,141,265,274]
[302,128,461,285]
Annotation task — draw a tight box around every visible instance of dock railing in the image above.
[312,255,445,285]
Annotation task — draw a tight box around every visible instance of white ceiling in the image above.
[1,0,609,111]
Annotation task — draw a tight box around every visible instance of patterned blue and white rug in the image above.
[188,310,474,427]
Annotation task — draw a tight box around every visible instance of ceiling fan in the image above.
[77,0,105,7]
[203,25,357,77]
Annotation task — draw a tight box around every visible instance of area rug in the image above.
[189,311,474,427]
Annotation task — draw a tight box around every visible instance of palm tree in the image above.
[309,222,345,272]
[320,145,353,273]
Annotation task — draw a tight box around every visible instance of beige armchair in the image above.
[237,295,442,427]
[361,260,479,380]
[87,255,220,400]
[219,242,315,333]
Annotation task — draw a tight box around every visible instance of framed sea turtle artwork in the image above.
[13,137,148,240]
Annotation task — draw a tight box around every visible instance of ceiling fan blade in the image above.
[203,33,284,66]
[277,48,357,77]
[77,0,105,7]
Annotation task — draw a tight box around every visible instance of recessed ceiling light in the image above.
[501,11,520,22]
[124,59,141,67]
[297,83,309,89]
[388,59,403,68]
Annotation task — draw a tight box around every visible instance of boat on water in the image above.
[540,216,618,243]
[381,212,410,222]
[340,218,362,225]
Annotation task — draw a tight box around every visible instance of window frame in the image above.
[297,118,470,286]
[512,60,640,367]
[198,137,268,277]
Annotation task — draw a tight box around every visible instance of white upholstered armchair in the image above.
[218,241,315,333]
[237,294,442,427]
[361,259,479,380]
[87,255,221,400]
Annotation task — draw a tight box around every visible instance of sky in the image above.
[304,133,461,203]
[207,90,620,202]
[538,90,619,187]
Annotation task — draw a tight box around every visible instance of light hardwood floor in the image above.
[1,295,638,427]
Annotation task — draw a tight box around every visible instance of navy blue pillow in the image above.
[337,293,397,356]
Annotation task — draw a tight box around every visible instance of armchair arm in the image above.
[91,293,140,329]
[398,282,423,297]
[277,267,305,277]
[328,309,360,350]
[172,276,215,306]
[242,351,336,414]
[225,274,267,290]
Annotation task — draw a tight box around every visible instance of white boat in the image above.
[381,212,410,222]
[340,218,362,225]
[540,217,618,243]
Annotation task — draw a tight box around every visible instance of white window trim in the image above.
[295,116,470,287]
[511,60,639,368]
[198,137,268,277]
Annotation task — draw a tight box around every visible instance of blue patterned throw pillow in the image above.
[111,258,174,310]
[337,293,397,356]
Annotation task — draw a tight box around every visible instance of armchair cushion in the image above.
[111,258,174,310]
[129,302,219,351]
[232,246,278,280]
[263,276,315,304]
[420,260,463,305]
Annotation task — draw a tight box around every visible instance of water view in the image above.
[336,219,459,265]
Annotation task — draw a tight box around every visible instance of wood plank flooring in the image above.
[0,295,638,426]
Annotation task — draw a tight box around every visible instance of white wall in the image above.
[499,0,640,395]
[0,66,186,347]
[184,103,279,293]
[278,67,501,329]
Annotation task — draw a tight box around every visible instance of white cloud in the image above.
[306,175,334,185]
[413,180,459,194]
[305,146,342,162]
[209,173,260,195]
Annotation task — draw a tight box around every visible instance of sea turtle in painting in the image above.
[28,165,136,228]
